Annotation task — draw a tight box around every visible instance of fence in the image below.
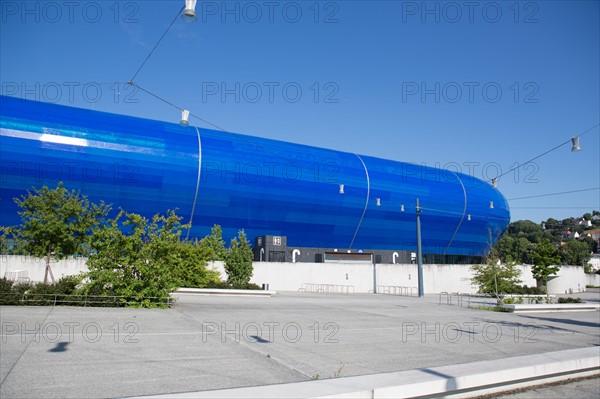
[298,283,355,295]
[438,292,557,308]
[377,285,417,296]
[0,292,171,307]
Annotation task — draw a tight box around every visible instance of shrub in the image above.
[512,285,545,295]
[204,280,262,290]
[470,258,522,300]
[558,297,583,304]
[224,230,254,287]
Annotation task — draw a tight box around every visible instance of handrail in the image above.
[298,283,355,295]
[0,292,171,307]
[378,285,417,297]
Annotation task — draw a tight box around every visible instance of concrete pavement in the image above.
[1,291,599,398]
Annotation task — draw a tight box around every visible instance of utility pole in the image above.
[416,198,424,297]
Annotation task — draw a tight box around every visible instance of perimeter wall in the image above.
[0,256,590,295]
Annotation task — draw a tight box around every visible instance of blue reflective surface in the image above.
[0,95,510,256]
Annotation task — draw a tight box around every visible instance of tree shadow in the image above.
[518,315,600,329]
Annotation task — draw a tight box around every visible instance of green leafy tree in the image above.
[86,209,207,307]
[470,257,523,302]
[491,235,535,264]
[12,183,109,283]
[200,224,226,261]
[224,230,254,287]
[581,236,598,253]
[507,220,545,242]
[172,239,221,288]
[0,226,11,253]
[559,239,592,266]
[583,213,592,221]
[531,239,561,294]
[543,218,560,230]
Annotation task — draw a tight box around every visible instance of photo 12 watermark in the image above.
[199,1,340,24]
[1,321,140,344]
[201,161,339,184]
[1,1,139,24]
[199,81,340,104]
[401,321,539,344]
[1,82,139,105]
[201,321,340,344]
[1,160,140,185]
[400,81,539,104]
[400,1,540,24]
[398,161,540,184]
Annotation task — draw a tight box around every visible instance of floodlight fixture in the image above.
[180,109,190,126]
[182,0,198,22]
[571,136,581,152]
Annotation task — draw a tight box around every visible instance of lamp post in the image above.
[416,198,424,297]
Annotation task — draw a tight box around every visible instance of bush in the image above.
[0,276,82,306]
[224,230,254,286]
[512,285,545,295]
[0,278,28,305]
[470,259,522,298]
[558,297,583,304]
[0,277,13,294]
[204,280,262,290]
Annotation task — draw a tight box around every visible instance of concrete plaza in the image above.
[1,291,599,398]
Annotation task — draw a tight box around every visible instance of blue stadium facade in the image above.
[0,95,510,257]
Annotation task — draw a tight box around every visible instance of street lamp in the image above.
[571,136,581,152]
[416,198,424,297]
[180,109,190,126]
[182,0,198,22]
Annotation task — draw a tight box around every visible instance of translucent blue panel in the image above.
[0,95,510,256]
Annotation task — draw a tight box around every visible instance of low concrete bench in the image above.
[502,303,600,313]
[175,288,276,297]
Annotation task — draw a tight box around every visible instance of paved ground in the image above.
[1,291,599,398]
[485,375,600,399]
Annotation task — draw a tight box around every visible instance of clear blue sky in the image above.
[1,0,599,224]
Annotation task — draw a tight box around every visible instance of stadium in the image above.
[0,95,510,263]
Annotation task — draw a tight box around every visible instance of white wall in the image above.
[585,273,600,287]
[1,256,590,295]
[0,255,88,283]
[546,265,588,294]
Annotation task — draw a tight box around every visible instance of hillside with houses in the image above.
[493,211,600,271]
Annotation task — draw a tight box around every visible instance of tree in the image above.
[199,224,226,261]
[224,230,254,287]
[470,257,523,302]
[531,239,561,294]
[581,235,598,253]
[86,209,209,307]
[559,240,592,266]
[583,213,592,221]
[12,183,109,283]
[172,239,221,288]
[0,226,11,254]
[507,220,545,243]
[544,218,560,230]
[490,234,535,264]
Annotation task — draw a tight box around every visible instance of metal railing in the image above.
[438,291,465,306]
[0,292,171,307]
[298,283,355,295]
[378,285,417,296]
[437,293,557,308]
